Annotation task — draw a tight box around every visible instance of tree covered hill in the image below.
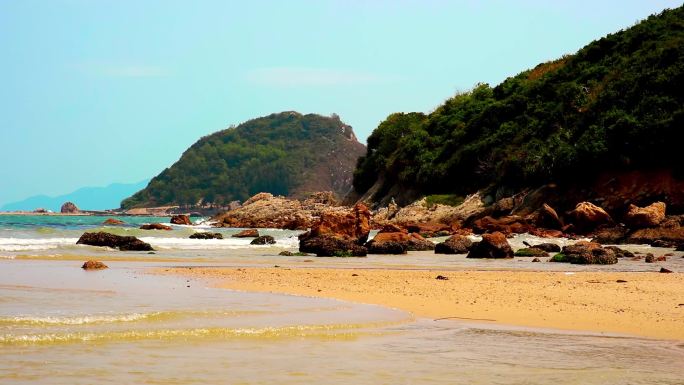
[354,6,684,207]
[122,112,366,209]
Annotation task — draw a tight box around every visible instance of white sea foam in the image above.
[0,237,79,251]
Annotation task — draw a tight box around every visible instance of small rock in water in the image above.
[251,235,276,245]
[531,258,541,262]
[659,267,673,273]
[655,255,667,261]
[645,253,655,263]
[435,275,449,280]
[81,260,108,270]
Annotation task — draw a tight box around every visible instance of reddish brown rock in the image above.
[472,216,533,235]
[103,218,125,225]
[81,260,108,270]
[140,223,172,231]
[466,232,514,259]
[405,222,451,238]
[232,229,260,238]
[624,202,666,228]
[170,214,192,225]
[625,216,684,245]
[366,231,434,253]
[299,203,371,257]
[528,203,562,230]
[569,202,613,232]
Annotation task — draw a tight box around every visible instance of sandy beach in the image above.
[160,267,684,340]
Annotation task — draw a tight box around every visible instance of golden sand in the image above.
[159,267,684,340]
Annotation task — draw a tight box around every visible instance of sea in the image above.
[1,214,683,384]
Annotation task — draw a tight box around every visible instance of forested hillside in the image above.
[354,6,684,205]
[122,112,365,208]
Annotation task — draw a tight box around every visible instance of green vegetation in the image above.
[549,253,568,263]
[353,7,684,202]
[425,194,465,208]
[122,112,365,208]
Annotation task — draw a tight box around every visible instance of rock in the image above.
[592,225,629,244]
[625,216,684,245]
[77,232,153,251]
[531,257,541,262]
[243,192,274,206]
[81,260,108,270]
[434,235,472,254]
[552,241,618,264]
[652,240,678,248]
[569,202,613,232]
[60,202,79,214]
[189,232,223,239]
[278,251,309,256]
[603,246,635,259]
[170,214,192,225]
[406,233,437,251]
[536,203,562,229]
[514,248,548,257]
[405,222,451,238]
[367,240,407,254]
[103,218,125,225]
[529,243,561,252]
[472,216,533,235]
[303,191,338,206]
[624,202,666,228]
[677,244,684,251]
[232,229,259,238]
[299,234,367,257]
[659,267,673,273]
[250,235,276,245]
[466,232,514,259]
[655,255,667,262]
[140,223,172,231]
[435,275,449,280]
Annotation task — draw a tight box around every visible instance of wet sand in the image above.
[161,267,684,340]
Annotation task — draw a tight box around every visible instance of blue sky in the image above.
[0,0,680,205]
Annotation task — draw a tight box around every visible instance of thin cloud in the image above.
[245,67,393,87]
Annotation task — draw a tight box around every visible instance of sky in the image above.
[0,0,680,206]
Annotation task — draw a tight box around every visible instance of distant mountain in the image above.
[121,112,366,209]
[1,180,150,212]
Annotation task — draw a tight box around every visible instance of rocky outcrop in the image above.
[434,235,472,254]
[551,241,618,264]
[624,202,666,228]
[140,223,172,231]
[298,203,371,257]
[569,202,613,232]
[213,192,343,230]
[251,235,276,245]
[170,214,192,225]
[467,232,514,259]
[103,218,125,225]
[77,232,153,251]
[60,202,79,214]
[81,260,108,270]
[232,229,259,238]
[189,232,223,239]
[625,215,684,246]
[372,193,486,228]
[472,216,533,235]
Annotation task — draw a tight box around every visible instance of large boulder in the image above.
[299,234,367,257]
[60,202,79,214]
[531,203,563,230]
[625,215,684,246]
[569,202,613,232]
[466,232,514,259]
[366,240,407,254]
[365,228,435,253]
[552,241,617,264]
[624,202,666,228]
[434,235,473,254]
[232,229,259,238]
[299,203,371,257]
[170,214,192,225]
[77,232,153,251]
[140,223,172,231]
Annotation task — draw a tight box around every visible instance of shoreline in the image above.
[158,266,684,341]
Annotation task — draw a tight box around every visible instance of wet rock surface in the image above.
[77,232,153,251]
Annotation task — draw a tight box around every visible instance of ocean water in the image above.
[1,215,683,384]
